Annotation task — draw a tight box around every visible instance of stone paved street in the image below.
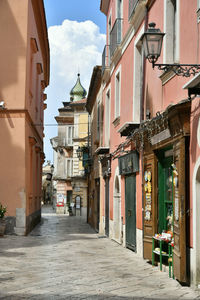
[0,206,200,300]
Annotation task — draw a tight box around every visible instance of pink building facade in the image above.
[98,0,200,286]
[0,0,49,235]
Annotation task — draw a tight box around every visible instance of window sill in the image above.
[159,69,176,86]
[113,116,120,127]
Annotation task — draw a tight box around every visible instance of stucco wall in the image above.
[0,0,28,108]
[0,115,25,216]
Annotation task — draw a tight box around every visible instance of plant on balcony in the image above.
[0,203,6,236]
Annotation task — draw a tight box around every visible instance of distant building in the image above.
[0,0,49,235]
[51,74,88,219]
[42,161,54,206]
[86,66,103,232]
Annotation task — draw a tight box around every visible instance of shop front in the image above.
[137,100,190,283]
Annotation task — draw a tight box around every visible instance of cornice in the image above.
[100,0,110,15]
[86,66,102,114]
[31,0,50,87]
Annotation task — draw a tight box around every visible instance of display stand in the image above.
[152,236,173,278]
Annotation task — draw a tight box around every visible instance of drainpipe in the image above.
[87,113,92,224]
[140,5,149,256]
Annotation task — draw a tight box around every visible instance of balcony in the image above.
[102,45,110,75]
[110,18,123,57]
[129,0,139,20]
[51,137,73,150]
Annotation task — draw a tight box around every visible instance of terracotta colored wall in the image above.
[0,0,48,232]
[145,0,198,248]
[145,0,198,116]
[0,115,25,216]
[26,0,46,139]
[102,0,145,232]
[0,0,28,108]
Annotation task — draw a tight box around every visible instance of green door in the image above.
[158,150,173,233]
[125,175,136,251]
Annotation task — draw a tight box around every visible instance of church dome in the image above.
[70,74,87,102]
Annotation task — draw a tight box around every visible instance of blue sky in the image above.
[44,0,106,32]
[43,0,106,163]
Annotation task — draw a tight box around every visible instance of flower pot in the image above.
[0,219,6,236]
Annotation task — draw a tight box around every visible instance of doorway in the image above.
[193,159,200,285]
[95,178,100,232]
[113,175,121,243]
[125,175,136,251]
[105,177,110,237]
[158,152,173,233]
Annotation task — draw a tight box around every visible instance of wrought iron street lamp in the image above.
[76,146,82,160]
[142,23,200,77]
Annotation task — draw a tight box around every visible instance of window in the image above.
[133,26,144,122]
[65,158,73,178]
[97,101,100,141]
[108,15,112,65]
[108,15,112,43]
[117,0,122,18]
[164,0,179,64]
[66,126,74,145]
[105,89,111,147]
[129,0,138,19]
[115,70,121,119]
[117,0,123,42]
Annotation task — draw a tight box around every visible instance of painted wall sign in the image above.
[144,170,152,221]
[175,188,179,221]
[57,193,66,203]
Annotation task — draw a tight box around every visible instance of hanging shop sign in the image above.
[118,151,139,175]
[144,170,152,221]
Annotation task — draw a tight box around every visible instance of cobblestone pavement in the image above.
[0,206,200,300]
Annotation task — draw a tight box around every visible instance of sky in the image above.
[43,0,106,163]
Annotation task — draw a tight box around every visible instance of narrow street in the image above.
[0,206,199,300]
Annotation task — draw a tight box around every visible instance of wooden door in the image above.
[125,175,136,251]
[95,179,100,232]
[105,177,110,237]
[173,138,187,283]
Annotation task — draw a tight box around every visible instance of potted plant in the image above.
[0,203,6,236]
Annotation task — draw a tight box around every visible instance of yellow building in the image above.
[51,74,88,220]
[70,74,88,220]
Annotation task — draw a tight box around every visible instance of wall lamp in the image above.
[76,146,82,160]
[142,23,200,77]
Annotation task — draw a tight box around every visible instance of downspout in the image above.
[140,5,148,256]
[87,113,91,224]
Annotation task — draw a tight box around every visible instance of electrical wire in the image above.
[32,122,103,126]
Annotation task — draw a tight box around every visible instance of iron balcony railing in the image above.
[102,45,110,74]
[129,0,139,20]
[110,18,123,57]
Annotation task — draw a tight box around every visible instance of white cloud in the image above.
[44,20,106,162]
